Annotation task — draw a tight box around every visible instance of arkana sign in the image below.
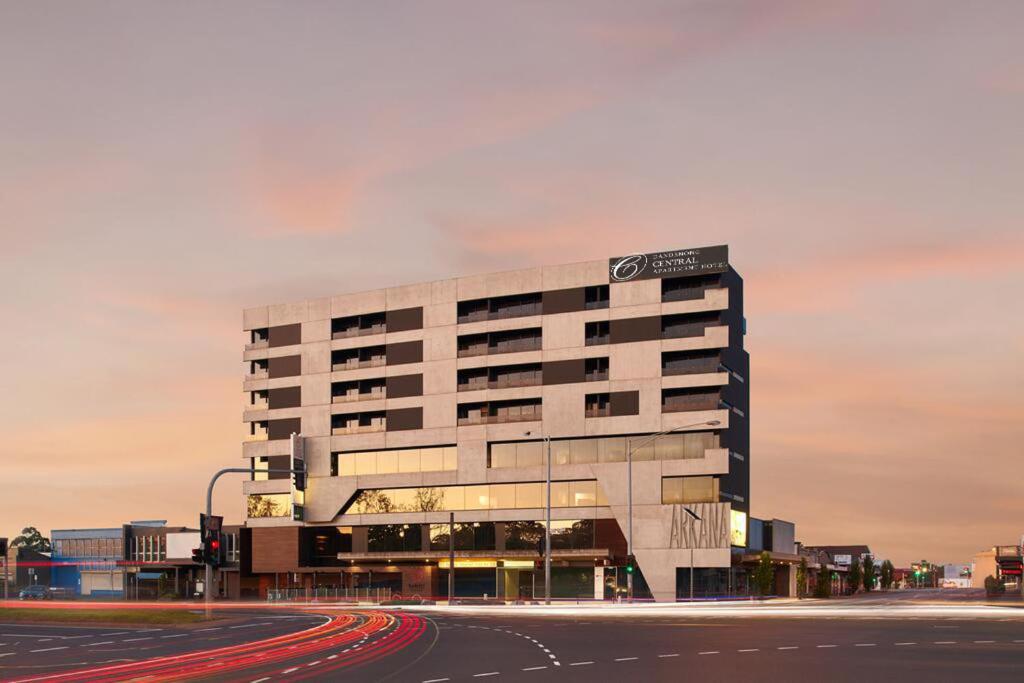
[608,245,729,282]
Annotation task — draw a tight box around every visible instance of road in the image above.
[2,592,1023,682]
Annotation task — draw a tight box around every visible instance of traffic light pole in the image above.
[204,467,297,613]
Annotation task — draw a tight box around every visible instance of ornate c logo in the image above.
[610,253,648,282]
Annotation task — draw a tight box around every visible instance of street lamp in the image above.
[625,420,721,601]
[524,431,552,605]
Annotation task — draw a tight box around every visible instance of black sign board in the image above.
[608,245,728,282]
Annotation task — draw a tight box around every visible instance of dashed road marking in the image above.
[30,646,69,653]
[777,646,799,650]
[817,644,838,648]
[615,656,638,661]
[569,661,594,666]
[895,642,916,646]
[974,640,995,644]
[658,653,680,657]
[855,643,876,647]
[522,666,547,671]
[122,637,152,642]
[282,667,299,673]
[83,641,114,646]
[698,651,720,655]
[738,649,759,653]
[422,679,449,683]
[934,641,957,645]
[473,673,500,678]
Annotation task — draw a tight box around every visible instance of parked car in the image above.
[18,585,52,600]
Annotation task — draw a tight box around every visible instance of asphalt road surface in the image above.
[3,593,1024,682]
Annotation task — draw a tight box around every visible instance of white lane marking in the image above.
[195,627,221,632]
[31,646,69,653]
[1014,640,1024,643]
[282,667,299,674]
[0,653,16,658]
[250,678,271,683]
[522,666,547,671]
[855,643,876,647]
[737,649,759,653]
[422,679,450,683]
[658,653,680,657]
[327,654,338,660]
[817,644,838,648]
[934,641,957,644]
[83,641,115,646]
[974,640,995,644]
[698,651,720,655]
[777,646,799,650]
[569,661,594,666]
[122,637,152,642]
[473,673,500,678]
[161,634,187,639]
[895,642,916,646]
[615,656,638,661]
[308,660,321,666]
[101,632,132,636]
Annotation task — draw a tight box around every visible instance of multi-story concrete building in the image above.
[241,245,749,601]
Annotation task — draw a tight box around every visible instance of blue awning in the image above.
[137,572,164,579]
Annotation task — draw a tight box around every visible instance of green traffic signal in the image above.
[625,564,634,574]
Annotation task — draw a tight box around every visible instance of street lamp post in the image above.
[625,420,720,602]
[524,432,552,605]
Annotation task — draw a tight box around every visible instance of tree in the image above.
[796,557,808,599]
[752,551,775,597]
[814,564,831,598]
[11,527,51,553]
[847,556,862,594]
[880,560,894,590]
[984,575,1005,598]
[862,555,876,592]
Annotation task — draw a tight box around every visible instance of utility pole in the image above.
[204,466,297,614]
[448,512,455,603]
[544,436,551,606]
[1,537,8,600]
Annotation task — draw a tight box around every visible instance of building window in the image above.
[661,311,722,339]
[584,357,609,381]
[367,524,422,552]
[662,349,721,376]
[488,433,718,468]
[331,411,386,434]
[331,346,386,371]
[458,293,543,323]
[246,493,292,518]
[661,274,722,303]
[662,387,722,413]
[331,311,386,339]
[246,421,269,442]
[661,476,719,504]
[585,321,609,346]
[584,393,610,418]
[331,378,386,403]
[458,398,542,426]
[429,523,496,551]
[343,480,607,514]
[457,328,542,358]
[584,285,609,310]
[332,446,457,477]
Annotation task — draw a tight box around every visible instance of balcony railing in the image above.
[245,431,269,442]
[584,407,610,418]
[332,391,386,403]
[331,358,386,372]
[245,340,269,351]
[248,400,269,411]
[457,410,542,426]
[331,424,386,435]
[662,397,722,413]
[331,325,386,340]
[245,371,269,381]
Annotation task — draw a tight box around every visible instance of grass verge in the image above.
[0,607,208,625]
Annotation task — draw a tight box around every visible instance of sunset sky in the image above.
[2,1,1021,566]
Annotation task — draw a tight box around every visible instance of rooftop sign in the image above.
[608,245,728,282]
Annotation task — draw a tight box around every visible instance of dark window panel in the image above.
[386,406,423,431]
[542,358,586,385]
[585,321,610,346]
[385,340,423,365]
[385,307,424,333]
[609,316,661,344]
[662,387,722,412]
[267,386,302,410]
[609,390,640,416]
[267,323,302,348]
[268,355,301,378]
[542,287,586,315]
[267,417,301,440]
[386,374,423,399]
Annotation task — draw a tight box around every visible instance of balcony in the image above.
[457,410,543,426]
[332,390,385,404]
[331,358,386,372]
[662,389,722,413]
[245,340,269,351]
[331,423,386,435]
[245,371,269,381]
[331,324,385,340]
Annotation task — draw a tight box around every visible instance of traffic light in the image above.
[625,555,636,574]
[191,547,204,565]
[293,457,307,491]
[200,514,224,567]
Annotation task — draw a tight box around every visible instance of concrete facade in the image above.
[241,246,749,602]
